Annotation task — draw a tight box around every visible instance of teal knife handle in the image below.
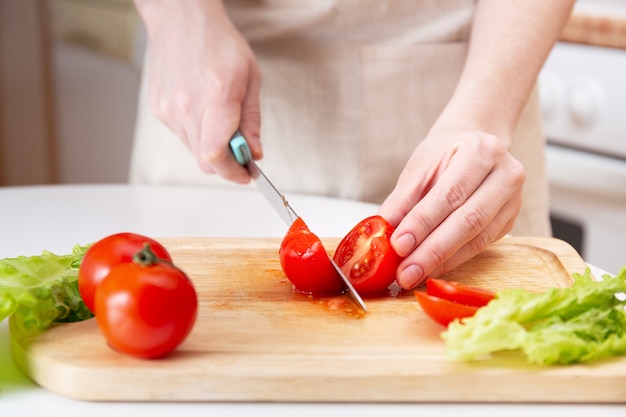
[229,131,251,166]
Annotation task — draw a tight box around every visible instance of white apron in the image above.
[129,0,551,237]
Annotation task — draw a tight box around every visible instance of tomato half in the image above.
[414,291,479,327]
[279,218,344,296]
[333,215,401,296]
[94,246,197,359]
[79,232,172,313]
[425,278,495,307]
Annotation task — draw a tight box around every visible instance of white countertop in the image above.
[0,184,623,416]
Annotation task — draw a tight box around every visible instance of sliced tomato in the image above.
[279,218,344,296]
[333,215,401,296]
[414,291,479,327]
[425,278,495,307]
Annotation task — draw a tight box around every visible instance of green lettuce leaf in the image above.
[442,267,626,365]
[0,245,93,331]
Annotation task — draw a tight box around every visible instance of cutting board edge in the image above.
[10,326,626,405]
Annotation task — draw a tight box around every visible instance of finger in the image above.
[426,210,516,280]
[395,160,523,290]
[148,84,192,151]
[197,103,251,183]
[377,160,436,227]
[239,64,263,160]
[390,139,494,258]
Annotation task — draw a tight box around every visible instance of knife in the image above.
[229,131,367,312]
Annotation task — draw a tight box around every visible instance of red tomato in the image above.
[414,291,479,327]
[79,232,172,313]
[279,218,344,296]
[425,278,495,307]
[333,215,401,296]
[94,246,197,359]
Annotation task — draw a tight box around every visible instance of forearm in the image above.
[434,0,575,144]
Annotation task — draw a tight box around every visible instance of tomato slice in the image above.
[333,215,401,296]
[279,218,344,296]
[425,278,495,307]
[414,291,479,327]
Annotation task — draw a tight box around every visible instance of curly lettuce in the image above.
[443,267,626,365]
[0,245,93,331]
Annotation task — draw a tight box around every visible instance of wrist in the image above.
[133,0,229,39]
[429,113,514,150]
[431,86,518,148]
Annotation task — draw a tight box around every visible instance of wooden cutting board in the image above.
[10,236,625,403]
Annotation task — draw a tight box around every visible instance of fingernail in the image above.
[249,134,263,158]
[394,233,416,257]
[398,263,425,290]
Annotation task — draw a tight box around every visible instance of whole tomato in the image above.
[279,218,344,296]
[78,232,172,313]
[94,245,198,359]
[333,215,402,296]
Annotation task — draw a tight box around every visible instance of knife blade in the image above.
[229,131,367,312]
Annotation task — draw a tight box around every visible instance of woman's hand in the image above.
[135,0,262,183]
[377,127,525,290]
[378,0,574,289]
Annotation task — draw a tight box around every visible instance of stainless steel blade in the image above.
[328,257,368,313]
[229,132,367,312]
[247,158,299,226]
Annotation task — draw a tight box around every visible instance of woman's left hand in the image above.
[377,126,525,290]
[377,0,575,290]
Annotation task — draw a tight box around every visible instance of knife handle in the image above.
[229,131,251,166]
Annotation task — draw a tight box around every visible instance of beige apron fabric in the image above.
[129,0,551,237]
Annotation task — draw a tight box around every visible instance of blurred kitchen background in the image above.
[1,0,625,273]
[0,0,142,185]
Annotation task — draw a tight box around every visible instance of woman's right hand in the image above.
[134,0,262,183]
